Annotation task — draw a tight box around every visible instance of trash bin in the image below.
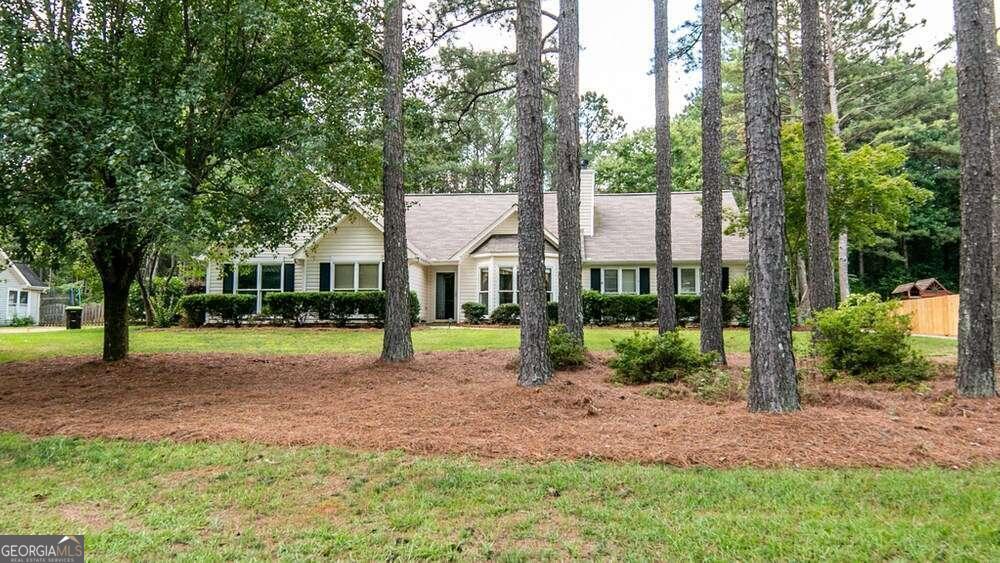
[65,306,83,329]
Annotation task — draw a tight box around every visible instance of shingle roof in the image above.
[403,191,747,263]
[472,234,558,255]
[12,262,45,287]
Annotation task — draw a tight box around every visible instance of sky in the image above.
[411,0,975,131]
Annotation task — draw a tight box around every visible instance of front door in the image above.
[435,272,456,320]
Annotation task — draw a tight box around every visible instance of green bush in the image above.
[812,293,931,384]
[580,291,733,326]
[179,294,256,327]
[128,276,187,327]
[725,276,750,327]
[489,303,520,325]
[9,315,35,327]
[608,331,715,385]
[264,291,420,327]
[548,324,585,370]
[462,302,487,324]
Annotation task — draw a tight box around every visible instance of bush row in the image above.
[179,291,420,327]
[463,291,742,326]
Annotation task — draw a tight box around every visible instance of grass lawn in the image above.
[0,325,956,362]
[1,433,997,560]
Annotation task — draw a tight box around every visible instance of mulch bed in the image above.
[0,351,997,469]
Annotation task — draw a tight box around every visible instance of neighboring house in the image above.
[0,248,48,325]
[206,170,749,322]
[891,278,951,300]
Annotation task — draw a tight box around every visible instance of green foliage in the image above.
[263,292,420,327]
[128,277,187,328]
[725,276,751,327]
[812,294,931,384]
[683,369,744,403]
[608,331,715,385]
[548,325,586,370]
[8,315,35,328]
[489,303,520,325]
[581,291,734,327]
[461,302,487,324]
[179,294,256,327]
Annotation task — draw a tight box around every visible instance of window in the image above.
[603,269,618,293]
[334,264,355,290]
[358,264,380,290]
[498,267,515,304]
[260,264,282,303]
[601,268,639,294]
[230,263,289,313]
[8,290,16,307]
[621,269,637,294]
[237,264,258,298]
[678,267,698,294]
[479,268,489,306]
[19,291,28,305]
[545,268,553,302]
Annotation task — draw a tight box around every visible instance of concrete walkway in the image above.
[0,326,66,334]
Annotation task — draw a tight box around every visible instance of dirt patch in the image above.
[1,351,997,468]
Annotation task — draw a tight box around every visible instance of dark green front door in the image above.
[435,272,456,320]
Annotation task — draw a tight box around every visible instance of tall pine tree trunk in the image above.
[744,0,800,413]
[516,0,552,387]
[654,0,676,334]
[801,0,837,315]
[982,0,1000,369]
[821,2,850,302]
[380,0,414,363]
[699,0,725,363]
[555,0,583,344]
[954,0,997,396]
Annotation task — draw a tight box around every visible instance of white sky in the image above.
[411,0,979,131]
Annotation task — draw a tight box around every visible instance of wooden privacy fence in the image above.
[895,295,959,337]
[38,302,104,326]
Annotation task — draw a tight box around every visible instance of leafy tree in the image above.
[579,91,625,162]
[0,0,379,360]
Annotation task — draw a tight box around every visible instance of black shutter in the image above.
[590,268,602,291]
[380,261,386,291]
[319,263,331,292]
[722,267,730,293]
[639,268,651,294]
[283,263,295,292]
[672,268,679,295]
[222,264,234,293]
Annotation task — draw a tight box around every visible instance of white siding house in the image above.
[0,248,48,325]
[206,170,749,322]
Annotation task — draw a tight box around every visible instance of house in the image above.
[205,170,749,322]
[0,248,49,325]
[891,278,951,300]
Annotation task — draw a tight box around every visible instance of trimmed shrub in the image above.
[265,291,420,327]
[489,303,520,325]
[179,294,256,327]
[608,330,715,385]
[725,276,750,327]
[548,324,585,370]
[462,302,487,324]
[811,293,931,384]
[581,291,733,326]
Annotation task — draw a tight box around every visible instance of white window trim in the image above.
[676,266,700,295]
[493,265,552,309]
[600,267,640,295]
[333,261,383,292]
[229,262,291,313]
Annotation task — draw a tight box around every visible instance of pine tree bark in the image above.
[801,0,837,317]
[954,0,997,396]
[654,0,677,334]
[380,0,414,363]
[744,0,800,413]
[555,0,584,344]
[699,0,725,363]
[516,0,552,387]
[982,0,1000,369]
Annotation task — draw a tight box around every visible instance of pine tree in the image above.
[654,0,677,334]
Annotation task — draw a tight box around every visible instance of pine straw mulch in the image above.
[0,350,997,469]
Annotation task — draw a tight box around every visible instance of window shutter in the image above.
[672,268,679,295]
[319,263,331,292]
[590,268,602,291]
[283,263,295,292]
[222,264,234,293]
[639,268,650,294]
[722,267,730,293]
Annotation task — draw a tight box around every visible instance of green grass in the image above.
[1,433,996,560]
[0,326,955,363]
